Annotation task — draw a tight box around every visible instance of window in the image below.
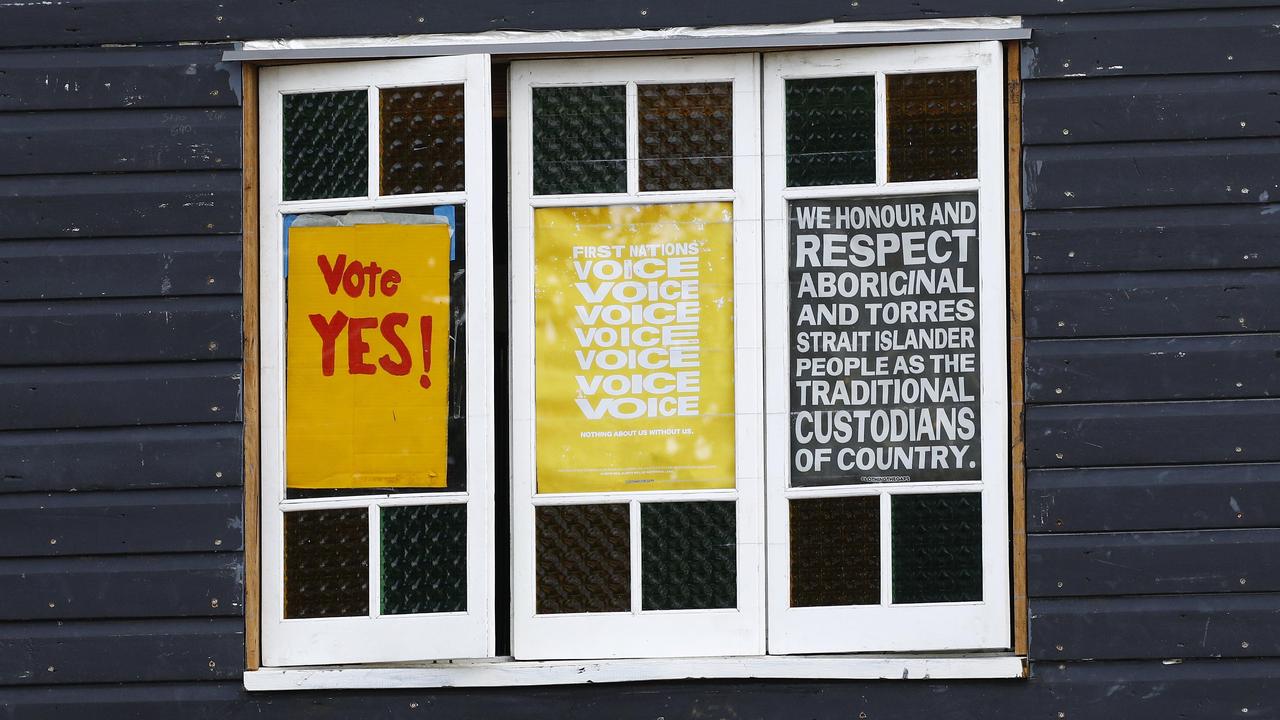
[252,39,1017,673]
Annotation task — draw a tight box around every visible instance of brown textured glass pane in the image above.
[533,85,627,195]
[536,504,630,614]
[641,502,736,610]
[284,508,369,618]
[380,84,465,195]
[892,493,982,604]
[381,504,466,615]
[790,496,879,607]
[639,82,732,191]
[887,71,978,182]
[785,76,875,187]
[283,90,368,201]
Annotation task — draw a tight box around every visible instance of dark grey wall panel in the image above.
[1026,334,1280,403]
[0,488,241,557]
[0,236,241,301]
[0,171,241,240]
[1024,8,1280,79]
[0,424,242,494]
[0,553,242,620]
[1027,400,1280,468]
[1024,139,1280,210]
[1031,593,1280,660]
[0,46,238,112]
[1023,73,1280,145]
[0,362,240,431]
[0,109,239,175]
[0,297,241,366]
[1026,270,1280,338]
[1029,529,1280,597]
[1025,205,1280,274]
[1029,464,1280,532]
[0,618,241,685]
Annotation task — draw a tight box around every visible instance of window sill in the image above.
[244,654,1027,690]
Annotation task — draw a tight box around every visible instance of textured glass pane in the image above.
[536,504,630,614]
[380,84,465,195]
[892,492,982,603]
[381,504,466,615]
[785,76,875,187]
[533,85,627,195]
[790,496,880,607]
[284,90,368,201]
[887,72,978,182]
[641,501,736,610]
[284,508,369,618]
[639,82,732,192]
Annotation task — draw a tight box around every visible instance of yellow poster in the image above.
[286,223,451,489]
[534,203,736,494]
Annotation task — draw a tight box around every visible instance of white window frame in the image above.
[257,54,496,666]
[762,41,1011,654]
[507,53,767,660]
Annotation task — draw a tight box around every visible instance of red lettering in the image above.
[380,268,401,297]
[378,313,412,375]
[316,254,346,295]
[341,260,365,298]
[419,315,433,390]
[363,261,382,297]
[347,316,377,374]
[308,311,348,376]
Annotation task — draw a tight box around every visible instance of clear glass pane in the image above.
[283,508,369,618]
[638,82,733,192]
[785,76,875,187]
[887,71,977,182]
[641,501,736,610]
[536,504,631,614]
[283,90,368,201]
[533,85,627,195]
[381,504,467,615]
[380,84,465,195]
[790,496,880,607]
[891,492,982,603]
[533,203,736,494]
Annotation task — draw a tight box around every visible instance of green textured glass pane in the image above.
[892,493,982,604]
[283,90,368,201]
[785,76,875,187]
[790,496,879,607]
[887,71,978,182]
[533,85,627,195]
[536,504,630,614]
[283,508,369,618]
[380,84,465,195]
[638,82,733,192]
[641,501,736,610]
[380,504,466,615]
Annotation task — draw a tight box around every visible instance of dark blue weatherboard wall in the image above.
[2,2,1279,718]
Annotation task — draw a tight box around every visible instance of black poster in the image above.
[788,193,982,486]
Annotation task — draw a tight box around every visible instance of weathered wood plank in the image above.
[1031,593,1280,660]
[0,109,239,175]
[1026,334,1280,403]
[1029,464,1280,532]
[0,362,241,431]
[1024,139,1280,211]
[1025,205,1280,274]
[1023,8,1280,79]
[1023,73,1280,145]
[0,488,242,557]
[1028,529,1280,597]
[0,297,241,366]
[0,424,242,494]
[0,171,241,240]
[0,236,241,301]
[1027,400,1280,468]
[0,46,238,112]
[0,618,241,685]
[1025,270,1280,338]
[0,553,243,620]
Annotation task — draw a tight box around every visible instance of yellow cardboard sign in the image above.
[286,223,451,489]
[534,203,736,493]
